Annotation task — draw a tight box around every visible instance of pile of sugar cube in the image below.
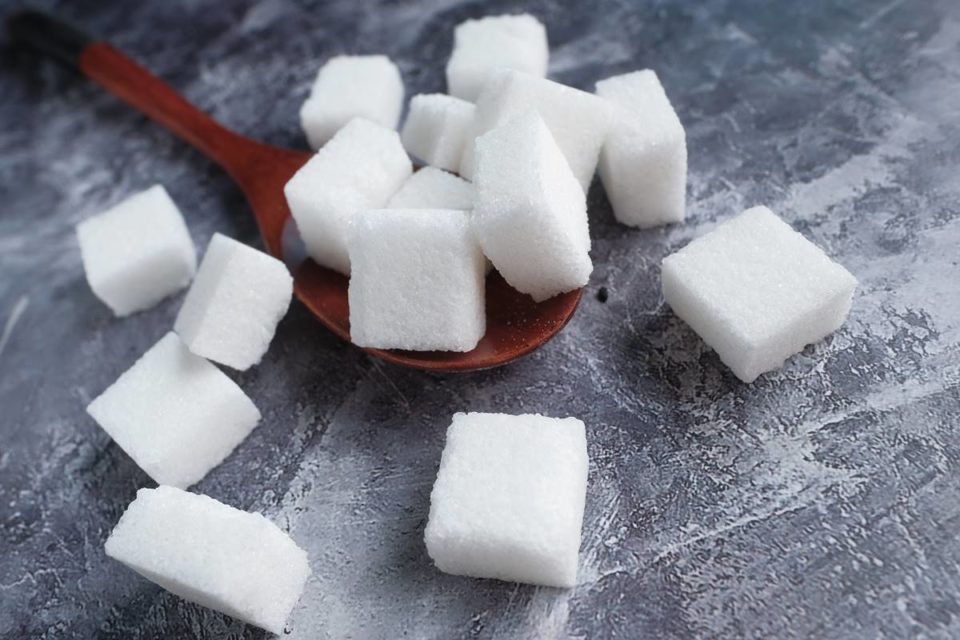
[70,9,858,635]
[285,12,696,353]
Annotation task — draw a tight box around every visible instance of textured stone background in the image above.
[2,0,959,638]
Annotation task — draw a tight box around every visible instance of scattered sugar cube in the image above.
[460,70,614,191]
[76,185,196,316]
[425,412,589,588]
[597,70,687,228]
[347,209,485,351]
[299,55,404,149]
[174,234,292,371]
[387,167,474,210]
[473,111,591,301]
[105,486,309,634]
[400,93,475,173]
[86,332,260,488]
[662,206,858,383]
[446,14,548,101]
[284,118,412,274]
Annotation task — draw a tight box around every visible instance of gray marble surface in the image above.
[2,0,959,638]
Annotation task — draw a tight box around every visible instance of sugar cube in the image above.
[661,206,858,383]
[387,167,474,210]
[446,14,548,102]
[76,185,196,316]
[105,486,309,634]
[460,70,614,191]
[174,234,292,371]
[86,332,260,488]
[400,93,475,173]
[284,118,412,274]
[347,209,485,351]
[596,70,687,228]
[299,55,404,149]
[425,412,588,588]
[472,111,591,301]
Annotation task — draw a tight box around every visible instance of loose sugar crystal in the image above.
[387,167,474,210]
[425,412,589,588]
[174,234,292,371]
[347,209,485,351]
[284,118,412,274]
[105,486,310,634]
[299,55,404,149]
[460,70,614,191]
[76,185,196,316]
[86,332,260,488]
[472,111,591,301]
[661,206,858,383]
[446,14,548,101]
[596,70,687,228]
[400,93,475,173]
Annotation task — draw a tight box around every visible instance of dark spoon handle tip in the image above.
[7,9,93,68]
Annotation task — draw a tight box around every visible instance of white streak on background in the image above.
[0,296,29,361]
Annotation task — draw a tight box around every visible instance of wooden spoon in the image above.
[8,10,583,371]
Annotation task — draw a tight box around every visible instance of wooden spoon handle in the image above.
[8,10,259,183]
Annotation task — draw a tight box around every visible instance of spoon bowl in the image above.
[8,10,583,371]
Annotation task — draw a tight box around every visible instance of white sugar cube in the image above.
[400,93,475,173]
[174,234,292,371]
[460,70,614,191]
[86,332,260,488]
[76,185,196,316]
[387,167,474,210]
[299,55,404,149]
[473,111,591,301]
[105,486,309,634]
[284,118,412,274]
[425,412,588,588]
[597,70,687,228]
[662,206,858,383]
[446,14,548,102]
[347,209,485,351]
